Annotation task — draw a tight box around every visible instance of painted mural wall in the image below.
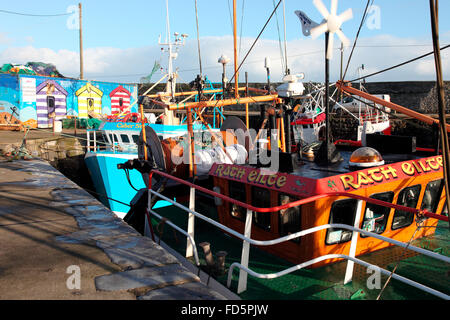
[0,74,138,129]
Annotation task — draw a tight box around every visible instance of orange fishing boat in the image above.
[119,0,449,300]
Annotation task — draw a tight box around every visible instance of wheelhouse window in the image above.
[361,192,393,236]
[252,187,271,231]
[132,135,139,144]
[120,134,130,143]
[326,199,358,245]
[421,179,443,218]
[229,181,246,221]
[392,185,421,230]
[278,194,301,243]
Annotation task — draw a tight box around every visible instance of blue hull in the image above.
[85,152,169,218]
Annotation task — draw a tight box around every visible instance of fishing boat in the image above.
[83,0,229,218]
[84,120,204,218]
[119,0,449,300]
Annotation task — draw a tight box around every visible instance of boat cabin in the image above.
[209,150,446,267]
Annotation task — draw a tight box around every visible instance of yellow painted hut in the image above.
[75,82,103,118]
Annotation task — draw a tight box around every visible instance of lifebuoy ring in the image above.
[123,113,141,123]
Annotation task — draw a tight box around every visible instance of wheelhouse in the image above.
[210,153,446,267]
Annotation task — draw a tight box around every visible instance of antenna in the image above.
[309,0,352,165]
[310,0,353,60]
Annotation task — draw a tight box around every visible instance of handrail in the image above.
[227,254,450,300]
[149,169,448,222]
[148,188,450,264]
[146,169,449,298]
[148,207,200,267]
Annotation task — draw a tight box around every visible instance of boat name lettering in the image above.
[339,156,442,190]
[401,156,442,175]
[213,165,287,189]
[214,164,246,180]
[340,166,398,190]
[116,123,142,129]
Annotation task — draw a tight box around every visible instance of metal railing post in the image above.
[93,131,97,151]
[144,186,153,238]
[237,208,253,294]
[87,130,90,151]
[344,199,364,284]
[186,186,196,258]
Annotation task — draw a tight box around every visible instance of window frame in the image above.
[325,198,358,245]
[251,186,271,232]
[420,179,444,217]
[391,184,422,230]
[228,180,247,222]
[360,191,394,237]
[278,193,301,243]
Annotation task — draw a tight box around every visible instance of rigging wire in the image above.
[83,43,449,81]
[0,9,71,17]
[194,0,203,76]
[348,43,450,83]
[282,0,289,75]
[272,0,286,74]
[227,0,234,35]
[228,0,283,85]
[238,0,245,59]
[342,0,374,81]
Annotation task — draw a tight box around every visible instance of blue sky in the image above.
[0,0,449,83]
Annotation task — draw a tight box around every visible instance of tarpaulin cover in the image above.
[0,62,64,78]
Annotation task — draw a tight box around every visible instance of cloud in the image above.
[1,33,449,83]
[0,32,12,45]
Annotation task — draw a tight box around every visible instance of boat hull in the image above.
[85,151,168,218]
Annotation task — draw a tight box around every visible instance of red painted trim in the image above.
[291,112,326,125]
[148,169,448,222]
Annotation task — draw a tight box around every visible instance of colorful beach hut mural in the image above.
[36,80,68,128]
[109,85,131,114]
[75,82,103,118]
[0,74,138,128]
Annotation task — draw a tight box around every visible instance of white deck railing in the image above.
[146,180,449,300]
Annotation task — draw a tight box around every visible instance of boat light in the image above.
[349,147,384,168]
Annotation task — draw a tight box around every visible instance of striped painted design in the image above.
[36,80,68,128]
[76,83,103,118]
[110,85,131,115]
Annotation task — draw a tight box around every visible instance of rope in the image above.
[376,221,423,300]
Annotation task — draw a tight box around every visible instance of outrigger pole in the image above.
[429,0,450,229]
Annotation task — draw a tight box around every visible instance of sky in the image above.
[0,0,449,84]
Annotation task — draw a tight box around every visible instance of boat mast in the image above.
[233,0,239,98]
[282,0,289,75]
[159,0,187,125]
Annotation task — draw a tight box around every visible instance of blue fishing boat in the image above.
[85,120,204,218]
